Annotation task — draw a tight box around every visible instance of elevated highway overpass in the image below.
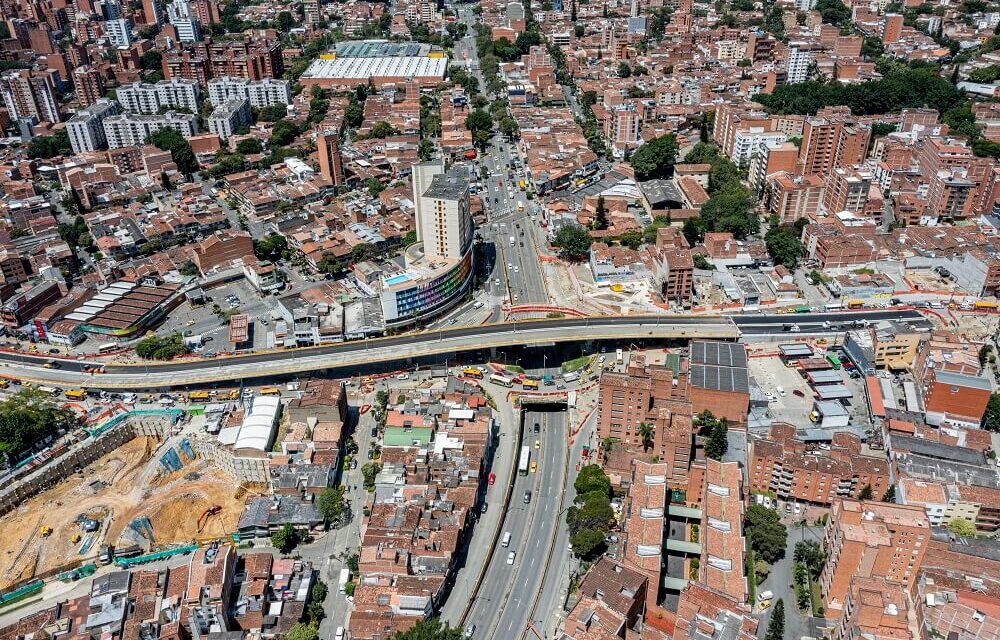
[0,310,924,389]
[0,315,739,389]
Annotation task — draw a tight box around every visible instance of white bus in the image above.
[518,445,530,475]
[490,374,513,387]
[338,568,350,594]
[615,348,623,364]
[97,343,118,355]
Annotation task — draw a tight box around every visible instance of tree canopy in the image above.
[136,333,187,361]
[147,128,198,175]
[746,504,788,564]
[390,619,465,639]
[765,226,805,268]
[754,65,963,116]
[272,523,302,553]
[317,486,345,523]
[575,464,611,497]
[27,130,71,159]
[630,134,678,181]
[552,225,593,261]
[0,389,77,459]
[948,517,977,537]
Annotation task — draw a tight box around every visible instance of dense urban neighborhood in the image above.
[2,0,1000,638]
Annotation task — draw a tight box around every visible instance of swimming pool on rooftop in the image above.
[385,273,412,286]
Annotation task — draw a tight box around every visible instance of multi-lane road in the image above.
[0,311,926,387]
[464,409,567,640]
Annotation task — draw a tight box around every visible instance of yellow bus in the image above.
[189,391,210,401]
[976,299,998,310]
[260,387,281,396]
[847,299,864,309]
[462,367,484,379]
[64,389,86,400]
[521,379,538,390]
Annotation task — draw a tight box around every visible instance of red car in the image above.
[792,389,805,398]
[488,473,496,485]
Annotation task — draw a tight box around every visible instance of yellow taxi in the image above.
[534,439,540,449]
[530,461,538,473]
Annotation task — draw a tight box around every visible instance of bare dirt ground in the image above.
[0,436,247,589]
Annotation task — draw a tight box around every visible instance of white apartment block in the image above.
[731,127,788,169]
[207,98,251,139]
[106,18,133,47]
[786,42,813,84]
[166,0,201,42]
[116,79,200,114]
[207,76,291,108]
[103,111,197,148]
[66,99,119,154]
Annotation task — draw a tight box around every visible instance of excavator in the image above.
[196,505,222,533]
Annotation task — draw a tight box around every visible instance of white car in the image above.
[494,278,501,286]
[396,373,409,380]
[506,551,516,565]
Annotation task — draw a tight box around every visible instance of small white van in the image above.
[502,532,512,548]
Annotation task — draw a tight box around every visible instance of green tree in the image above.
[140,50,162,71]
[816,0,850,24]
[552,225,593,260]
[765,226,804,268]
[276,10,295,30]
[367,121,399,139]
[147,128,198,175]
[793,541,825,577]
[465,109,492,134]
[317,486,345,523]
[499,116,519,140]
[0,389,77,458]
[593,196,608,230]
[705,420,728,460]
[764,599,785,640]
[258,104,288,121]
[638,422,655,451]
[983,393,1000,431]
[574,464,611,497]
[135,333,187,360]
[617,61,632,77]
[630,134,678,180]
[269,119,300,147]
[27,131,71,159]
[746,504,788,564]
[285,622,318,640]
[570,528,607,559]
[179,261,200,277]
[236,138,263,155]
[969,65,1000,83]
[619,230,643,249]
[882,485,896,503]
[858,483,874,500]
[362,462,381,490]
[390,618,465,640]
[366,178,385,198]
[254,233,288,262]
[693,254,715,270]
[948,516,977,537]
[566,490,615,535]
[271,523,301,553]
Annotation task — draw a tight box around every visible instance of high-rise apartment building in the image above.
[167,0,201,42]
[798,118,870,175]
[823,167,873,214]
[73,65,105,106]
[102,111,196,148]
[105,18,133,47]
[207,77,291,108]
[316,131,343,187]
[2,70,60,124]
[66,98,119,154]
[819,499,930,618]
[413,159,473,260]
[116,78,200,114]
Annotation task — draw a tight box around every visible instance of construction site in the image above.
[0,434,251,591]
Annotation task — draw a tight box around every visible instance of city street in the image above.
[464,408,567,639]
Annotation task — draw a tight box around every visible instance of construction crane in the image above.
[197,505,222,533]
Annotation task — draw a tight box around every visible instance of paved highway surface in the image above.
[465,409,567,640]
[0,311,926,387]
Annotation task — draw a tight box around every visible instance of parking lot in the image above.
[156,279,277,353]
[749,352,873,429]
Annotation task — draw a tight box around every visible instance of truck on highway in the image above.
[518,445,530,475]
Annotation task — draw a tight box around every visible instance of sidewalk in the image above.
[440,383,519,625]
